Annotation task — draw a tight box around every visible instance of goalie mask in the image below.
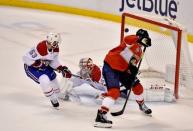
[46,32,61,48]
[79,58,93,69]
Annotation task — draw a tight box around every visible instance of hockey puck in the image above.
[125,28,129,32]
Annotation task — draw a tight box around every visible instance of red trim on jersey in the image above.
[36,41,48,56]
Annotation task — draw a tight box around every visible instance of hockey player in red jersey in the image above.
[22,32,72,108]
[94,29,152,128]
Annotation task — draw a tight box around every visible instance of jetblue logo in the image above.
[119,0,178,19]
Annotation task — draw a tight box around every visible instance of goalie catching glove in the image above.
[57,65,72,78]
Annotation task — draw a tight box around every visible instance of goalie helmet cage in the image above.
[120,12,193,100]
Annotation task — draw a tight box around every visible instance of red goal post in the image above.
[120,12,185,99]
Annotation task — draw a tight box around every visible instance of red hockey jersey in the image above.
[104,35,143,71]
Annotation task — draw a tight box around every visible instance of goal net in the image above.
[120,13,193,102]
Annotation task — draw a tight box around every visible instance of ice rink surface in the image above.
[0,6,193,131]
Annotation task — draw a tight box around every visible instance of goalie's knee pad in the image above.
[132,83,143,95]
[104,88,120,100]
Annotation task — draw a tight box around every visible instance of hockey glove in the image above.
[138,37,151,47]
[42,60,51,66]
[57,66,72,78]
[32,60,43,68]
[128,63,138,81]
[32,59,50,68]
[129,64,138,76]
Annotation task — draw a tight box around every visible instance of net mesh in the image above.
[121,13,193,101]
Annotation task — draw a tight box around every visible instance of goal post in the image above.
[120,12,193,100]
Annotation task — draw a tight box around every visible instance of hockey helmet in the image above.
[79,58,93,69]
[136,29,149,38]
[46,32,61,48]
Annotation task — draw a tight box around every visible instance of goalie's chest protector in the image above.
[104,39,142,72]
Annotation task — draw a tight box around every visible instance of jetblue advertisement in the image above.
[7,0,193,34]
[119,0,178,19]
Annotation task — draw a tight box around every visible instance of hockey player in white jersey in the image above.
[23,32,72,108]
[60,58,107,101]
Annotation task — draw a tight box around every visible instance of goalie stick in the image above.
[71,74,82,79]
[71,73,107,90]
[111,47,146,116]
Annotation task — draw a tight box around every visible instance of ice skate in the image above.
[94,110,112,128]
[50,99,59,108]
[138,102,152,116]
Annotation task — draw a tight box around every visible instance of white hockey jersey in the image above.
[22,40,61,69]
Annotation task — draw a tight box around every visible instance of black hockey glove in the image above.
[128,64,138,77]
[138,37,151,47]
[57,66,72,78]
[128,59,139,82]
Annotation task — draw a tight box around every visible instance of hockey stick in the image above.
[71,74,82,79]
[111,47,146,116]
[71,73,106,91]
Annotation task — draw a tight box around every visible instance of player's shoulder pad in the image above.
[123,35,138,45]
[36,40,48,56]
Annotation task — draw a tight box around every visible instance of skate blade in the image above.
[143,112,152,117]
[93,122,112,128]
[52,106,60,110]
[146,114,152,117]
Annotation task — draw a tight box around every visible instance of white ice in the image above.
[1,6,193,131]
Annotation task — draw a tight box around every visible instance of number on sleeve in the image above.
[29,49,37,58]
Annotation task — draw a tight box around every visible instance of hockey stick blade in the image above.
[111,110,124,116]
